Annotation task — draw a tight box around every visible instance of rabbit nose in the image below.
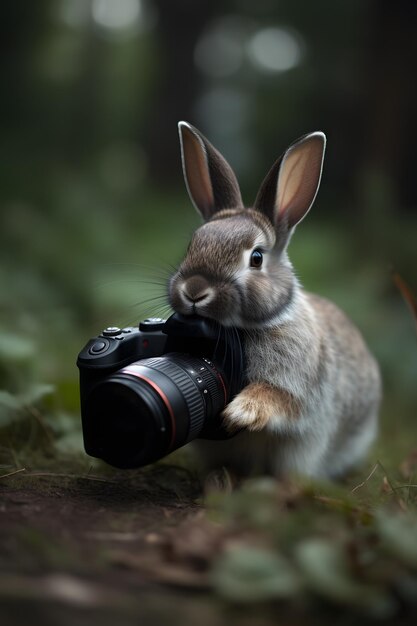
[182,276,212,304]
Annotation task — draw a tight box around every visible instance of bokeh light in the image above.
[91,0,142,31]
[247,27,303,73]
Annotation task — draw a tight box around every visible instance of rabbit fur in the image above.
[168,122,381,479]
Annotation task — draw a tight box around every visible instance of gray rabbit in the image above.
[169,122,381,479]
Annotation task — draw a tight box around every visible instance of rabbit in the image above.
[168,121,381,480]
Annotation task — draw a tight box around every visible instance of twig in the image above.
[350,463,379,493]
[378,460,408,511]
[314,495,347,505]
[0,468,26,479]
[26,472,120,484]
[377,460,397,492]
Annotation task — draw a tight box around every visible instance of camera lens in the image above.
[84,353,227,468]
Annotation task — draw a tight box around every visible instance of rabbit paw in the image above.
[222,383,302,433]
[222,383,277,432]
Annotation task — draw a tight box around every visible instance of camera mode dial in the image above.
[102,327,122,337]
[139,318,166,332]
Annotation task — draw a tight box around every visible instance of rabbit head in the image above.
[168,122,326,328]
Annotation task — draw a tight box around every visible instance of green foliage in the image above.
[294,538,394,616]
[212,546,301,602]
[376,512,417,569]
[204,472,417,617]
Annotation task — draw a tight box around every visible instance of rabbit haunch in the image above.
[168,121,381,479]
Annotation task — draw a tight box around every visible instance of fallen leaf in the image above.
[381,476,391,494]
[212,545,301,602]
[162,511,224,570]
[108,550,210,589]
[376,511,417,569]
[295,538,396,617]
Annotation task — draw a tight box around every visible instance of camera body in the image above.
[77,314,245,469]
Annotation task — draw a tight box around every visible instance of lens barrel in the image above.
[84,353,227,468]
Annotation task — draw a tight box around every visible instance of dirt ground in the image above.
[0,465,216,625]
[0,465,352,626]
[2,462,417,626]
[0,464,286,626]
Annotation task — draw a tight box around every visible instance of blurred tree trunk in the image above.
[359,0,417,211]
[0,1,51,130]
[0,0,52,202]
[141,0,221,183]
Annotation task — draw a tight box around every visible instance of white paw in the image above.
[222,390,270,432]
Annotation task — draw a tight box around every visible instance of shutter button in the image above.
[102,326,121,337]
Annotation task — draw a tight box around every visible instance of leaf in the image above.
[0,385,55,429]
[212,546,301,602]
[20,384,55,407]
[376,511,417,568]
[295,538,396,617]
[54,430,84,454]
[0,391,22,411]
[0,333,34,362]
[0,391,23,427]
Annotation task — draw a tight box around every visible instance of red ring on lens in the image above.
[122,368,176,450]
[214,370,227,406]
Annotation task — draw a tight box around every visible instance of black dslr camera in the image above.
[77,314,245,469]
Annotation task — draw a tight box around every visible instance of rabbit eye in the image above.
[250,249,263,268]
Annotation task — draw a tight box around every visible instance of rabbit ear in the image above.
[254,132,326,230]
[178,121,243,221]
